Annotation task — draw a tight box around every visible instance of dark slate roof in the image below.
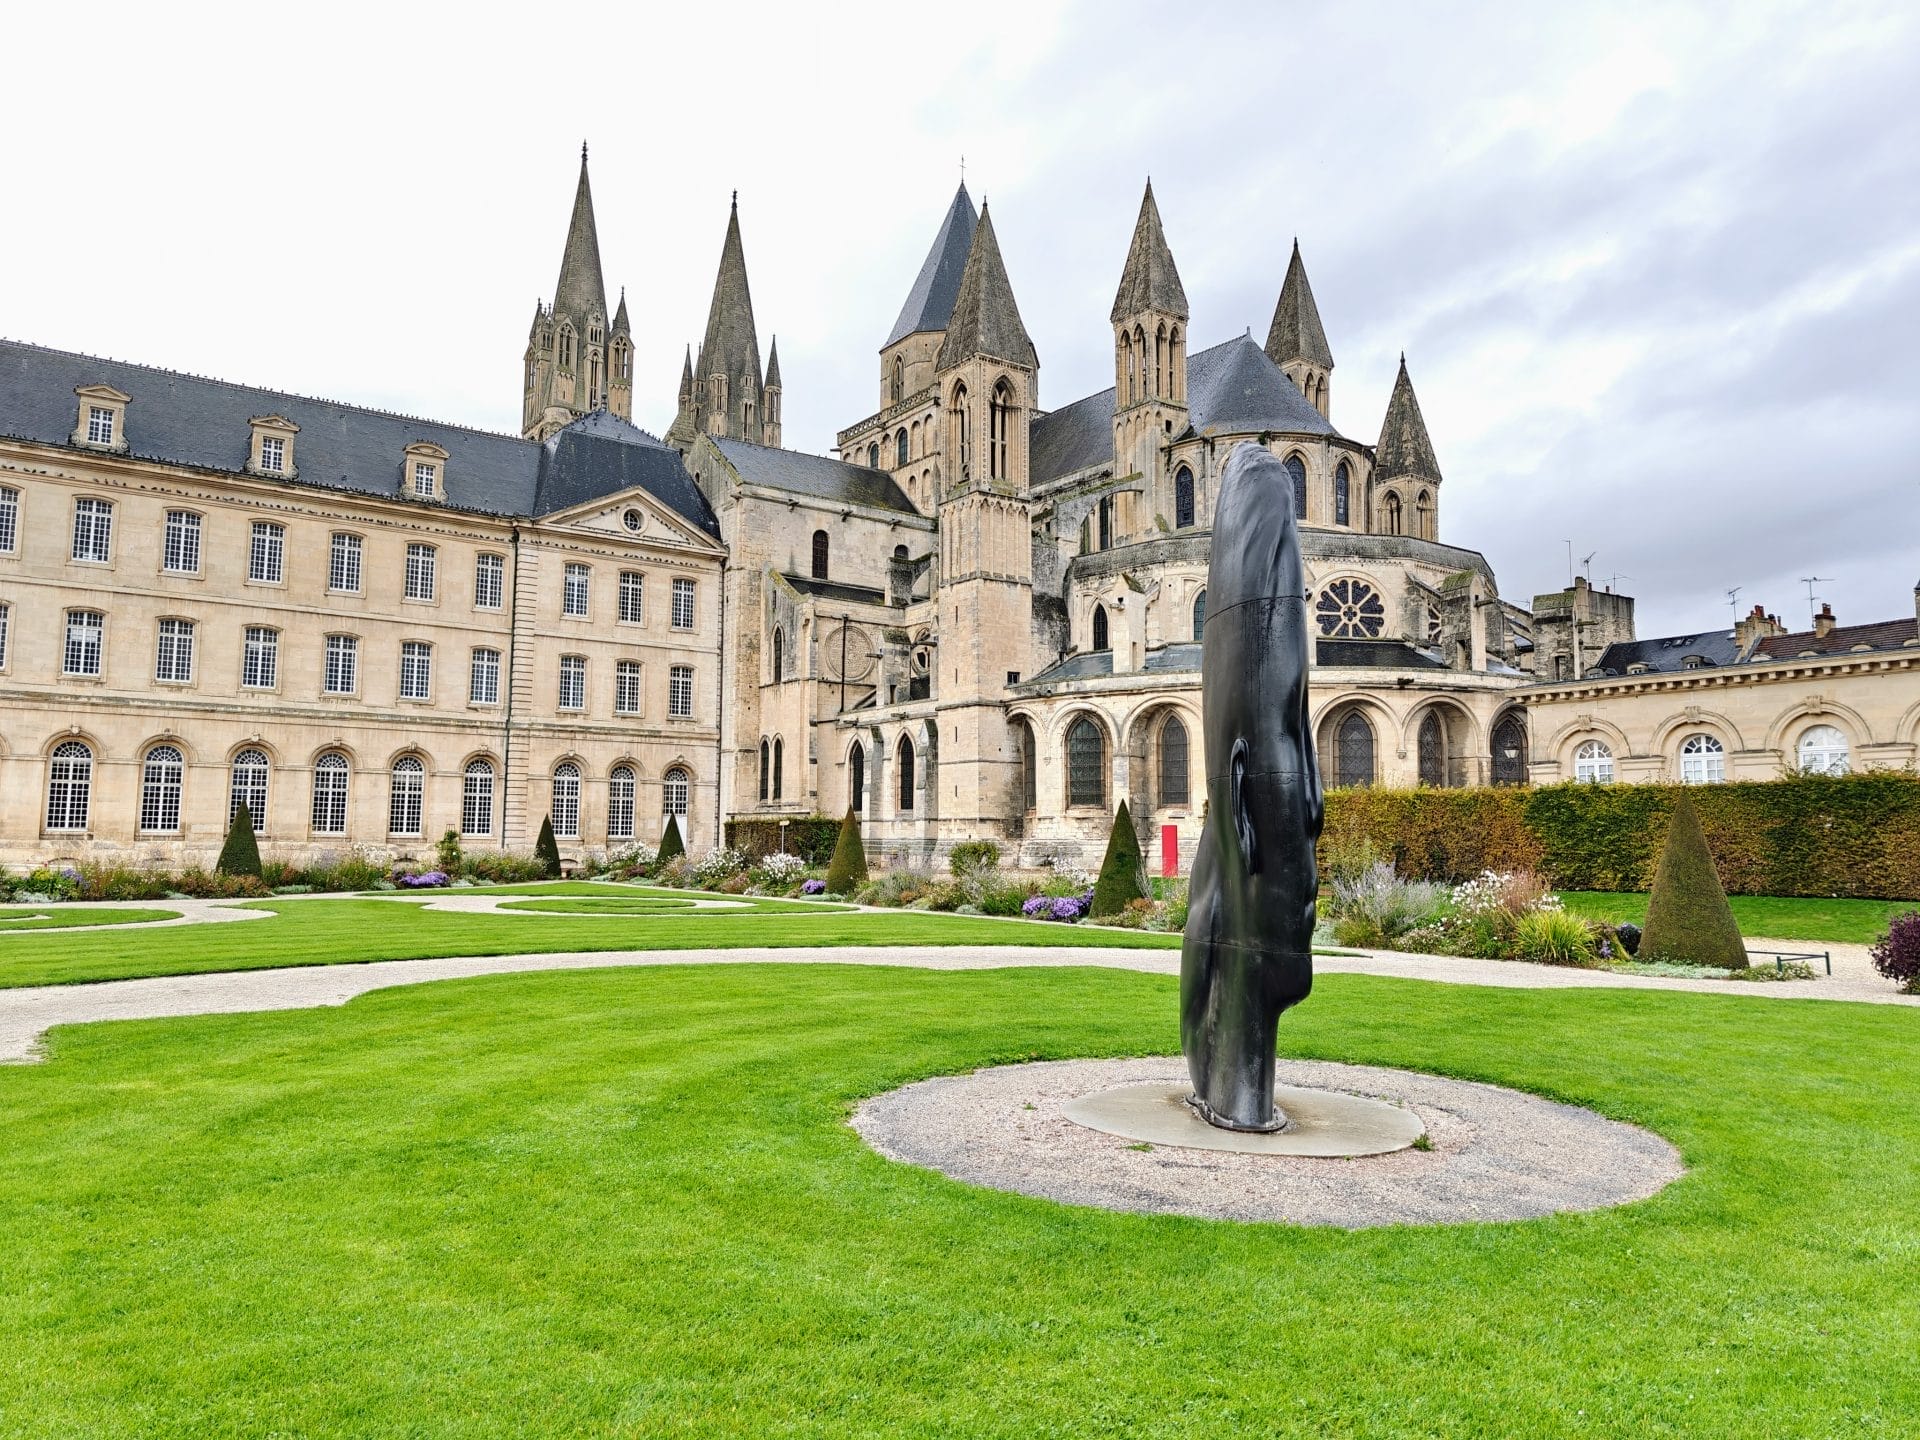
[886,184,979,347]
[1030,335,1337,486]
[935,205,1039,370]
[1316,639,1449,669]
[1025,651,1113,684]
[781,574,888,606]
[1110,181,1188,323]
[697,197,762,394]
[0,338,716,530]
[1265,241,1333,370]
[712,436,918,514]
[1593,630,1741,675]
[538,411,719,536]
[1755,617,1920,659]
[1375,356,1441,481]
[1144,643,1201,673]
[552,147,609,323]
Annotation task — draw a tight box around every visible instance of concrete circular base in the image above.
[852,1057,1684,1227]
[1063,1082,1424,1157]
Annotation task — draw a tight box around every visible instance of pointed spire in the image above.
[612,287,630,334]
[1375,355,1441,482]
[1265,240,1333,371]
[1110,180,1188,324]
[887,182,980,346]
[936,203,1038,370]
[764,336,782,390]
[678,344,694,403]
[695,193,762,409]
[552,144,609,323]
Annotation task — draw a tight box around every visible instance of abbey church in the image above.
[1,148,1913,871]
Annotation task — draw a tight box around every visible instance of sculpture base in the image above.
[1064,1082,1422,1157]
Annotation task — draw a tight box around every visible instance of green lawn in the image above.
[1560,890,1915,945]
[0,889,1177,990]
[1,965,1915,1437]
[0,905,179,931]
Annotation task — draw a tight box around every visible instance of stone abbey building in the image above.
[3,148,1915,871]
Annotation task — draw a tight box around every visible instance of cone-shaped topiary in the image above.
[536,815,563,878]
[825,807,868,895]
[216,803,263,878]
[1641,793,1746,968]
[1090,800,1148,917]
[657,813,686,865]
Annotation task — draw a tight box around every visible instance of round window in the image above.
[1315,578,1386,638]
[622,508,644,533]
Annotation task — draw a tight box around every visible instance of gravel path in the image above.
[1,936,1909,1065]
[852,1057,1685,1227]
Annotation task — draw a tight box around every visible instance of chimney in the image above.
[1913,580,1919,630]
[1733,603,1787,657]
[1812,602,1837,639]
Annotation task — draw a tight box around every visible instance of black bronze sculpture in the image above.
[1181,445,1324,1131]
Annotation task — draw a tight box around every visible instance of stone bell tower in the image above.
[522,144,630,441]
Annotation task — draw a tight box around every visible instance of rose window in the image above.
[1315,579,1386,638]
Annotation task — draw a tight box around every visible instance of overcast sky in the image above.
[6,0,1914,636]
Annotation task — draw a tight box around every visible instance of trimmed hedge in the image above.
[825,809,869,895]
[725,817,842,866]
[1641,793,1747,967]
[1321,772,1920,899]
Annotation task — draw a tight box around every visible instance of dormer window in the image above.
[414,462,437,496]
[402,442,449,500]
[247,416,298,477]
[72,385,130,452]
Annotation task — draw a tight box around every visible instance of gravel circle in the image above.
[851,1057,1684,1228]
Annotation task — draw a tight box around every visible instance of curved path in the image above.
[0,936,1910,1065]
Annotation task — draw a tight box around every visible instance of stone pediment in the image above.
[545,486,721,551]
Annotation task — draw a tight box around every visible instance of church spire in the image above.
[522,144,621,439]
[887,182,979,346]
[936,203,1037,370]
[691,192,764,443]
[1266,240,1333,417]
[1375,354,1441,483]
[1110,180,1188,324]
[552,143,609,325]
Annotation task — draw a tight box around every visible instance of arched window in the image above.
[1798,724,1850,775]
[230,749,269,828]
[1679,733,1726,785]
[896,429,909,468]
[311,752,349,834]
[462,758,495,836]
[988,380,1012,480]
[46,740,94,832]
[910,420,920,457]
[1097,495,1113,550]
[1158,715,1190,808]
[662,766,690,817]
[1091,604,1110,652]
[1120,331,1134,405]
[771,627,785,683]
[1334,462,1351,527]
[1066,716,1106,807]
[742,399,755,434]
[1169,326,1183,400]
[867,442,879,469]
[608,765,635,840]
[551,761,581,838]
[897,735,916,811]
[389,755,424,836]
[759,738,770,802]
[1335,710,1376,787]
[1574,739,1614,784]
[1285,455,1308,521]
[1418,713,1446,787]
[950,384,970,477]
[138,744,184,832]
[1154,325,1166,397]
[1174,466,1195,529]
[1134,326,1147,399]
[1383,492,1403,535]
[1417,488,1434,540]
[1014,718,1037,811]
[891,357,904,403]
[772,737,784,801]
[1491,714,1528,787]
[850,741,866,813]
[1192,588,1208,640]
[811,529,829,581]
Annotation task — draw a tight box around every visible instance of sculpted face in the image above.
[1179,444,1324,1131]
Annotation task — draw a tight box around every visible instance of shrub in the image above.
[169,868,271,899]
[436,829,464,876]
[978,879,1032,917]
[691,847,750,888]
[949,840,1002,877]
[1319,831,1382,899]
[535,817,563,878]
[1641,794,1747,968]
[1090,802,1147,917]
[657,815,686,866]
[304,849,389,893]
[217,805,263,878]
[754,852,808,887]
[1869,910,1920,992]
[800,879,827,896]
[724,817,841,865]
[1512,908,1600,967]
[855,871,936,908]
[653,855,692,888]
[397,870,451,889]
[1328,863,1449,943]
[463,852,551,886]
[825,808,868,896]
[1614,921,1643,956]
[1024,892,1091,922]
[75,863,171,902]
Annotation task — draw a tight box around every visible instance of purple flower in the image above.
[1022,895,1052,917]
[401,871,449,888]
[802,879,826,895]
[1050,896,1084,921]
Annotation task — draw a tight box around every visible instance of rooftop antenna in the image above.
[1564,540,1574,586]
[1799,576,1834,621]
[1579,550,1597,583]
[1726,585,1742,613]
[1605,572,1632,593]
[959,154,966,183]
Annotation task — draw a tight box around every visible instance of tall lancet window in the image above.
[1334,462,1351,527]
[892,357,904,403]
[950,384,970,478]
[1174,466,1195,529]
[988,381,1013,480]
[1285,455,1308,522]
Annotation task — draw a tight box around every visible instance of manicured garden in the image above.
[2,962,1917,1436]
[0,905,181,931]
[1558,891,1913,946]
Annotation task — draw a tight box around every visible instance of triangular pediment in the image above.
[544,485,723,552]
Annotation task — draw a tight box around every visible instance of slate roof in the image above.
[1145,643,1202,672]
[1025,651,1113,683]
[0,338,716,531]
[1593,630,1741,675]
[1265,241,1333,370]
[1316,639,1448,669]
[886,184,979,347]
[552,147,610,322]
[1755,617,1920,659]
[764,337,782,390]
[935,205,1038,370]
[711,436,918,514]
[697,197,762,394]
[781,574,888,606]
[1110,182,1188,323]
[1374,356,1441,481]
[1029,335,1337,486]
